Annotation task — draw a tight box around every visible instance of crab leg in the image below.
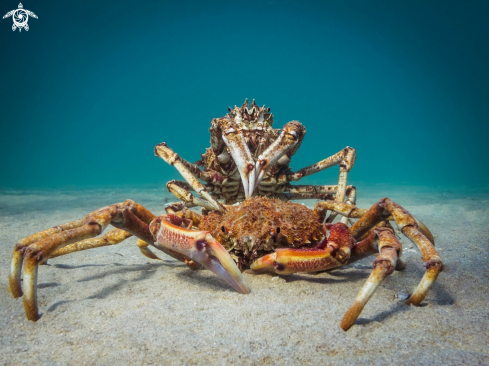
[350,198,442,306]
[150,214,250,294]
[340,227,402,331]
[49,211,202,270]
[253,121,306,195]
[286,147,356,182]
[166,180,219,211]
[287,184,340,195]
[9,219,84,298]
[155,143,225,212]
[11,200,157,321]
[164,205,204,228]
[47,228,133,260]
[276,192,335,201]
[314,200,435,244]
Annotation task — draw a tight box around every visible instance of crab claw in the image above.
[150,215,250,294]
[247,248,342,275]
[252,121,306,193]
[221,120,256,199]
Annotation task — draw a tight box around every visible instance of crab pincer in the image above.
[149,214,250,294]
[247,222,353,275]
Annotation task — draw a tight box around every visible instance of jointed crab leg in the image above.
[150,214,250,294]
[314,199,435,244]
[11,200,156,321]
[155,143,225,212]
[166,180,219,211]
[47,228,133,260]
[287,184,345,195]
[286,146,356,183]
[340,186,357,225]
[9,219,85,298]
[284,147,356,222]
[276,192,335,201]
[340,227,402,331]
[312,186,357,225]
[350,198,442,307]
[402,227,442,305]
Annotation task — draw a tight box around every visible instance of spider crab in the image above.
[9,100,442,331]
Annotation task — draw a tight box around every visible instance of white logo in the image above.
[3,3,37,32]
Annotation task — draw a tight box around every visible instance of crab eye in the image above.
[269,227,281,237]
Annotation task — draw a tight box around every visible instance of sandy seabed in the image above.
[0,185,488,365]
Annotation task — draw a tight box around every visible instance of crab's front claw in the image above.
[246,252,279,274]
[247,248,342,275]
[220,119,256,199]
[253,121,306,193]
[150,215,250,294]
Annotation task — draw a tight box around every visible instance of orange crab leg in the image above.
[149,214,250,294]
[340,227,401,331]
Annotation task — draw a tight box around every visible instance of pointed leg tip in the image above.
[27,313,41,322]
[340,302,364,331]
[238,284,251,294]
[405,295,422,306]
[8,279,23,299]
[24,301,40,321]
[10,289,23,299]
[340,315,355,331]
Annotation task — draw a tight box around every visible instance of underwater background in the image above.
[1,0,488,191]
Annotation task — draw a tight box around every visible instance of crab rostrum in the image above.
[9,100,442,331]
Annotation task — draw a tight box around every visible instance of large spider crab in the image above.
[9,100,442,331]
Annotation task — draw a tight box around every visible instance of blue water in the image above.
[1,0,488,191]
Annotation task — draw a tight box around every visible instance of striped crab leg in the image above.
[149,214,250,294]
[247,223,354,275]
[155,143,226,212]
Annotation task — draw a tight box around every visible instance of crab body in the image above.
[198,197,323,269]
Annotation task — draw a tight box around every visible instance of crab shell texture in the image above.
[197,99,305,203]
[198,197,323,269]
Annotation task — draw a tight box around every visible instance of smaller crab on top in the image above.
[157,99,356,213]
